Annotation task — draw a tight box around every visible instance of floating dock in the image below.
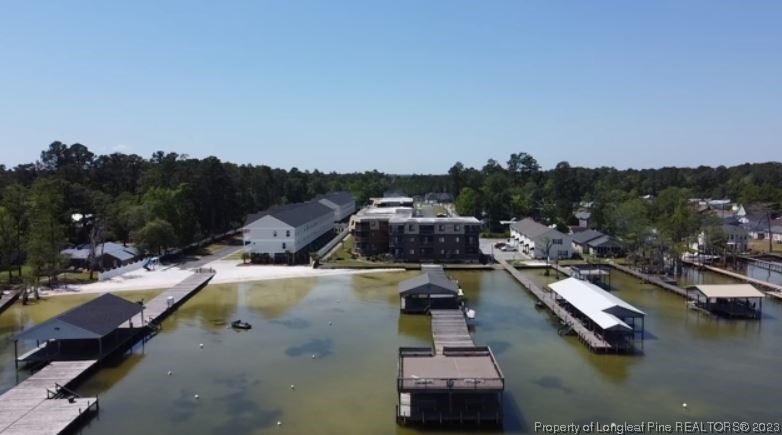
[0,360,98,435]
[498,259,612,352]
[608,262,690,298]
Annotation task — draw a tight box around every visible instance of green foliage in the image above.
[25,178,67,283]
[132,218,177,255]
[455,187,480,217]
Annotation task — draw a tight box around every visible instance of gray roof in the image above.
[15,293,143,341]
[317,191,354,206]
[61,242,139,262]
[245,201,333,228]
[571,229,604,245]
[399,265,459,296]
[574,211,592,220]
[586,235,624,249]
[510,218,558,238]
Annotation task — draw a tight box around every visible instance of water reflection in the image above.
[244,278,316,320]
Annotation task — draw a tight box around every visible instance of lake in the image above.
[1,267,780,434]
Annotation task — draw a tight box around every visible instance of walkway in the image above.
[0,361,98,435]
[498,260,611,352]
[430,310,474,354]
[682,260,782,293]
[608,262,690,298]
[138,270,216,325]
[0,292,19,316]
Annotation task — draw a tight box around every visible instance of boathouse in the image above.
[399,265,461,313]
[687,284,765,319]
[548,278,645,352]
[13,293,145,367]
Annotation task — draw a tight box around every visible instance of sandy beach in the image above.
[45,260,404,296]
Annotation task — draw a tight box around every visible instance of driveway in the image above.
[480,238,530,262]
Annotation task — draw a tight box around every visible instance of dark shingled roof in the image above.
[244,201,333,228]
[572,229,604,245]
[399,265,459,296]
[15,293,143,341]
[316,191,354,206]
[510,218,557,238]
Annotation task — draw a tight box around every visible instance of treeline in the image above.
[1,142,781,284]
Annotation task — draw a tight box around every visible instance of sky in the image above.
[1,1,780,173]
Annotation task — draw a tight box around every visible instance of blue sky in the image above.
[1,1,780,173]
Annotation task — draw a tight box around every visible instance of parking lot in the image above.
[479,237,530,261]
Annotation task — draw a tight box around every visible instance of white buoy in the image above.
[290,384,295,390]
[682,403,688,408]
[277,421,282,426]
[168,370,173,376]
[312,354,316,359]
[329,321,333,326]
[199,343,204,349]
[194,394,199,400]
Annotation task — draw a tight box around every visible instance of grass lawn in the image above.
[749,239,777,253]
[1,265,98,287]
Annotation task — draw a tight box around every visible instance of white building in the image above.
[242,201,334,262]
[510,218,573,259]
[316,191,356,222]
[691,224,749,253]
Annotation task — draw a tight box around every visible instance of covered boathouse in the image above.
[687,284,765,319]
[548,277,645,353]
[13,293,146,367]
[399,265,462,313]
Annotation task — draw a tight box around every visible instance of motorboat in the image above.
[231,320,252,330]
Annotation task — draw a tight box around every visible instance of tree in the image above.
[1,184,27,279]
[455,187,481,217]
[507,152,540,183]
[132,218,177,256]
[448,162,465,196]
[26,179,67,285]
[0,207,15,284]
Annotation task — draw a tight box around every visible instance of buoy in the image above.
[277,421,282,426]
[328,321,333,326]
[167,370,173,376]
[290,384,295,390]
[682,403,688,408]
[199,343,204,349]
[311,353,317,359]
[194,394,199,400]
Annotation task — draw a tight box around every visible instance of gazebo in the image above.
[399,265,461,313]
[14,293,145,367]
[687,284,765,319]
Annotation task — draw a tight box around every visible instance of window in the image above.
[455,236,460,243]
[286,230,290,237]
[439,224,445,231]
[454,224,461,232]
[409,249,415,255]
[553,239,562,245]
[438,237,445,243]
[282,242,287,249]
[455,249,460,255]
[408,224,415,231]
[409,237,415,242]
[440,249,445,254]
[273,231,277,237]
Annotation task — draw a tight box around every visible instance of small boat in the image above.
[231,320,252,330]
[465,308,476,320]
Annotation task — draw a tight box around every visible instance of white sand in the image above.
[45,260,404,296]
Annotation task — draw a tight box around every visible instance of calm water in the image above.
[1,269,780,434]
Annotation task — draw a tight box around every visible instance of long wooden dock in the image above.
[0,291,19,316]
[138,269,216,325]
[430,310,474,354]
[739,256,782,273]
[682,260,782,293]
[498,260,611,352]
[609,262,690,298]
[0,360,98,435]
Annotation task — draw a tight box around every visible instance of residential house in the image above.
[61,242,141,270]
[389,216,481,263]
[243,201,335,263]
[571,230,624,258]
[424,192,454,204]
[510,218,573,259]
[574,210,592,228]
[315,191,356,222]
[691,223,749,253]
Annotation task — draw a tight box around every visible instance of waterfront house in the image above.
[571,230,624,258]
[315,191,356,222]
[691,223,749,253]
[389,215,481,263]
[61,242,141,270]
[510,218,573,259]
[243,201,334,263]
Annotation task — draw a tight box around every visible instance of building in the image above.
[243,201,335,263]
[574,210,592,228]
[350,206,413,257]
[548,277,645,352]
[571,229,624,258]
[687,284,764,319]
[315,191,356,222]
[389,216,481,263]
[691,224,749,253]
[61,242,141,270]
[398,265,461,313]
[372,196,414,208]
[424,192,454,204]
[510,218,573,259]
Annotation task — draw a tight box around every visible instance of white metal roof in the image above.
[689,284,765,299]
[548,277,645,332]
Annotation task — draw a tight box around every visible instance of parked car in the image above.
[500,245,516,252]
[494,241,506,248]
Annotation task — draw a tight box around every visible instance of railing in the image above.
[192,267,216,274]
[398,377,505,391]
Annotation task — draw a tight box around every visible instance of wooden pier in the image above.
[0,360,98,435]
[0,291,20,316]
[498,260,611,352]
[739,256,782,273]
[608,262,690,298]
[137,269,216,326]
[683,260,782,294]
[430,310,474,354]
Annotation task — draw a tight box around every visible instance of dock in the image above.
[739,256,782,273]
[682,260,782,293]
[430,310,474,354]
[138,269,216,325]
[608,262,690,298]
[0,291,20,316]
[0,360,98,435]
[498,260,611,352]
